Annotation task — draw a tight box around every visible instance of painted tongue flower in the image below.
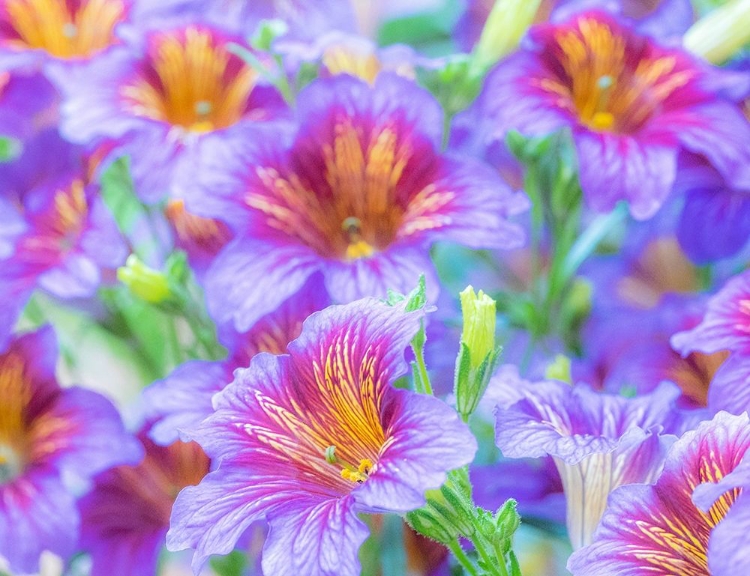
[54,22,288,201]
[494,372,692,549]
[568,411,750,575]
[0,130,127,349]
[77,428,210,576]
[184,72,527,332]
[0,0,131,69]
[458,9,750,219]
[0,328,142,573]
[167,298,477,575]
[671,269,750,415]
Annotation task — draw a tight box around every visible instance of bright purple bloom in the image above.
[185,73,527,332]
[457,10,750,219]
[0,133,127,348]
[495,375,690,549]
[144,276,330,445]
[0,131,127,349]
[0,328,141,573]
[672,269,750,415]
[78,429,210,576]
[167,299,477,575]
[569,411,750,575]
[54,23,288,202]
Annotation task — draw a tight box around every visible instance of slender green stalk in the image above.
[447,540,480,576]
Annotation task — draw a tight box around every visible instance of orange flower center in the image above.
[121,27,259,133]
[0,352,29,482]
[543,16,695,133]
[248,116,452,261]
[165,199,232,253]
[2,0,126,58]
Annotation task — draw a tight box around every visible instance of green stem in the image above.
[411,338,433,395]
[473,534,507,576]
[447,539,479,576]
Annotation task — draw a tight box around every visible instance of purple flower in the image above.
[78,429,210,576]
[495,373,691,549]
[166,298,477,575]
[0,131,127,349]
[0,0,132,70]
[0,71,57,139]
[672,269,750,415]
[458,9,750,219]
[0,328,141,573]
[54,23,288,202]
[454,0,695,51]
[185,72,527,332]
[674,155,750,263]
[143,276,330,445]
[569,411,750,575]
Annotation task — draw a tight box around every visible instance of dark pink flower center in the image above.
[249,116,450,261]
[541,15,696,134]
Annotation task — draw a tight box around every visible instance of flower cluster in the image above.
[1,0,750,575]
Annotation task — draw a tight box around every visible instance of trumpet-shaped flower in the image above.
[54,23,288,202]
[185,73,527,332]
[569,411,750,575]
[0,328,141,573]
[167,299,477,575]
[457,10,750,219]
[78,429,210,576]
[495,374,693,549]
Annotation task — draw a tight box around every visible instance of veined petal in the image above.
[0,468,79,574]
[671,270,750,355]
[569,412,750,575]
[204,238,320,332]
[262,499,368,576]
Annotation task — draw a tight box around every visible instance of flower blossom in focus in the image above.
[185,72,528,332]
[494,371,694,549]
[167,299,477,575]
[569,411,750,575]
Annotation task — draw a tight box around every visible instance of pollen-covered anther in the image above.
[340,458,374,484]
[342,216,375,260]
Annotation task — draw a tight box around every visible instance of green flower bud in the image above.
[545,354,572,384]
[455,286,500,419]
[684,0,750,64]
[117,254,171,303]
[459,286,496,370]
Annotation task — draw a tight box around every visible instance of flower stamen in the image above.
[340,458,374,484]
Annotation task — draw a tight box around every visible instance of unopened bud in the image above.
[684,0,750,64]
[117,254,171,303]
[472,0,544,73]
